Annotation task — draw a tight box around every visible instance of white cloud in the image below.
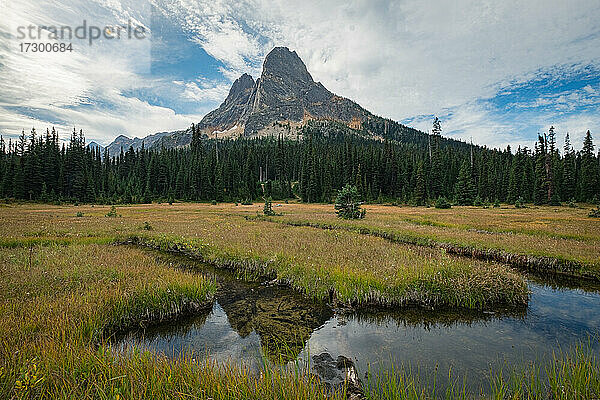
[0,0,205,144]
[152,0,600,147]
[177,79,231,103]
[2,0,600,148]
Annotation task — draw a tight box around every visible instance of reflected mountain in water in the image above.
[216,277,333,362]
[119,254,332,363]
[117,253,530,364]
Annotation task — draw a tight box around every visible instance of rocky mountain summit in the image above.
[106,46,384,156]
[197,46,371,137]
[105,130,188,157]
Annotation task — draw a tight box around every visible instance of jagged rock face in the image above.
[105,46,376,152]
[199,46,372,137]
[198,73,255,132]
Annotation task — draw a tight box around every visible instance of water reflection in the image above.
[216,276,333,362]
[118,254,332,364]
[115,254,600,394]
[345,304,526,330]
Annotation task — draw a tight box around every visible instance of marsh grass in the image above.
[361,341,600,399]
[124,232,527,309]
[249,203,600,268]
[0,204,598,398]
[245,210,600,280]
[0,204,528,309]
[0,244,344,400]
[489,342,600,400]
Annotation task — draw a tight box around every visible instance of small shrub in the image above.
[515,197,525,209]
[493,198,500,208]
[568,198,577,208]
[589,206,600,218]
[211,200,217,205]
[105,205,118,217]
[263,197,276,216]
[143,221,153,231]
[75,211,84,217]
[434,196,451,209]
[334,184,366,219]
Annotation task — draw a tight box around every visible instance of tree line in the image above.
[0,119,598,205]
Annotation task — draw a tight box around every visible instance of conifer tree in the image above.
[580,130,598,201]
[413,161,426,206]
[429,117,443,198]
[562,133,576,201]
[533,137,547,205]
[454,160,475,205]
[334,184,365,219]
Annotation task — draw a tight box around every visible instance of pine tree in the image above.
[454,160,475,205]
[429,117,443,198]
[580,130,598,202]
[533,138,547,205]
[190,123,201,153]
[562,133,576,201]
[508,148,523,203]
[413,161,426,206]
[334,184,365,219]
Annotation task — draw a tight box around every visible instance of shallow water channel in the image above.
[115,253,600,394]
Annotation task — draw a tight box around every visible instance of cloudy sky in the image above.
[1,0,600,150]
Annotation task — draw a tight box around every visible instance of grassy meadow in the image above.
[249,203,600,277]
[0,202,529,309]
[0,243,342,400]
[0,201,598,399]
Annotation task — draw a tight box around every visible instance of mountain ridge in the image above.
[196,46,372,138]
[105,47,415,156]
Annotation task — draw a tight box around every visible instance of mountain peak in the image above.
[191,47,372,137]
[262,47,313,83]
[224,73,255,105]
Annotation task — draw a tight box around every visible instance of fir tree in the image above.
[413,161,426,206]
[429,117,443,198]
[454,160,475,205]
[334,184,365,219]
[534,136,548,205]
[580,130,598,202]
[562,133,576,201]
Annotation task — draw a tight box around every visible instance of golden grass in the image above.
[0,203,597,399]
[0,244,340,399]
[4,202,594,266]
[0,203,528,309]
[242,203,600,269]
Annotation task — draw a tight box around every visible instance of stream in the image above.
[114,254,600,394]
